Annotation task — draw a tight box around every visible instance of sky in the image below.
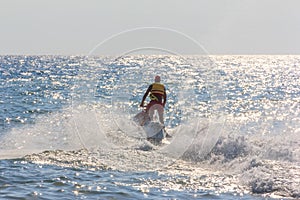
[0,0,300,55]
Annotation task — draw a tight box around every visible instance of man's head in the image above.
[154,75,161,82]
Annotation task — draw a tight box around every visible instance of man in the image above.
[140,75,167,125]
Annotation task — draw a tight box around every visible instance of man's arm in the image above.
[163,87,167,107]
[140,85,152,107]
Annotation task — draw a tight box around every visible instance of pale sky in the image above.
[0,0,299,55]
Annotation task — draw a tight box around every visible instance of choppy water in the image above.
[0,55,299,199]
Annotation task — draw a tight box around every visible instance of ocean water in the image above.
[0,55,299,199]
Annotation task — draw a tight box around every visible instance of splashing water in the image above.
[0,55,299,199]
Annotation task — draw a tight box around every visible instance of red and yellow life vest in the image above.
[151,83,165,95]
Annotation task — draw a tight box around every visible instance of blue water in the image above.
[0,55,299,199]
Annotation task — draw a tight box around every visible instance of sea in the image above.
[0,55,299,200]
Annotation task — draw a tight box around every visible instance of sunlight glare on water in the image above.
[0,55,299,199]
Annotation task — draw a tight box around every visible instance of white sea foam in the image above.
[1,55,299,198]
